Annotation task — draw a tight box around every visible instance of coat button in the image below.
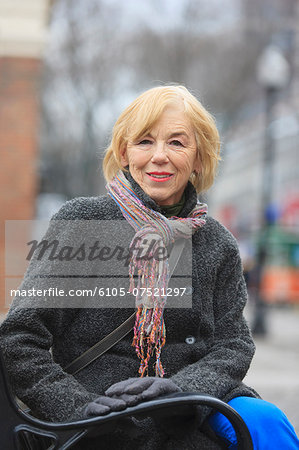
[185,336,196,344]
[185,286,193,295]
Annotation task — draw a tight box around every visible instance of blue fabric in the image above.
[208,396,299,449]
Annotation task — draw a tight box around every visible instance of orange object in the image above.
[261,267,299,303]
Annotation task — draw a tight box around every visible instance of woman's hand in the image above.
[105,377,182,402]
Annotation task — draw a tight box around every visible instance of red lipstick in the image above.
[146,172,173,182]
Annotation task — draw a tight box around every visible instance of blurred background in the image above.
[0,0,298,433]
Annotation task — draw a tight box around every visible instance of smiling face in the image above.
[120,104,201,206]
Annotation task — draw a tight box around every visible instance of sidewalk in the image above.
[244,304,299,435]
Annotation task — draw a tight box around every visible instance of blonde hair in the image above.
[103,85,221,193]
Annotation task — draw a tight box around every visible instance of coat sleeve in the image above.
[0,308,97,422]
[0,200,97,422]
[170,241,257,424]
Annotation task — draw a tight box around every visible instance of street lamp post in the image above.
[257,45,291,216]
[252,46,290,336]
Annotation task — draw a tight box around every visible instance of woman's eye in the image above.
[138,139,152,145]
[170,140,183,147]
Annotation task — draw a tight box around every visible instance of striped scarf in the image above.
[106,171,207,377]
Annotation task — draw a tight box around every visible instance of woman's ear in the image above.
[120,145,129,167]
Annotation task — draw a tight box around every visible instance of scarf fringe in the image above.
[132,306,166,377]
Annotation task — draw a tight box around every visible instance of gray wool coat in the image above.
[0,173,259,449]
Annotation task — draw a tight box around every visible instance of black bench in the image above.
[0,349,253,450]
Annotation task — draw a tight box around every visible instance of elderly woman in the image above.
[0,85,298,449]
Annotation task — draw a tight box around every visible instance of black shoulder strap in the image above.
[64,239,186,375]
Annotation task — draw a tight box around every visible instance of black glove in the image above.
[83,395,127,417]
[105,376,182,402]
[111,392,142,407]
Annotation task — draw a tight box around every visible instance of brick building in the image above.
[0,0,51,314]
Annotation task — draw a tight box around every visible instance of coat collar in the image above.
[122,170,198,218]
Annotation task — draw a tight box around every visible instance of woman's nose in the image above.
[151,142,169,163]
